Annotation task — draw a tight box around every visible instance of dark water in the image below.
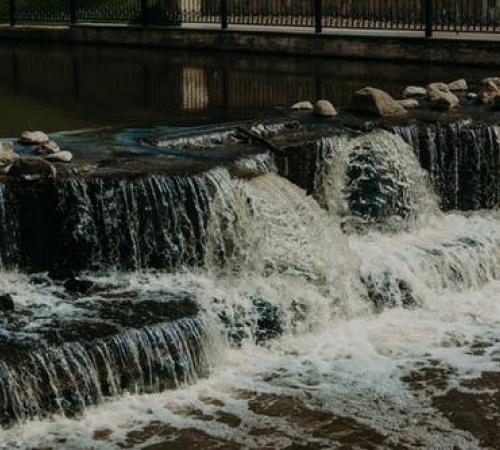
[0,42,492,137]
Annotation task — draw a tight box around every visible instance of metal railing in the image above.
[1,1,500,36]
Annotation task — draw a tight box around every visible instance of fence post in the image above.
[141,0,148,26]
[425,0,433,37]
[69,0,77,25]
[315,0,322,33]
[8,0,15,26]
[221,0,228,30]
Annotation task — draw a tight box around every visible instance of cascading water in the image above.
[314,130,438,232]
[2,122,500,449]
[394,120,500,210]
[0,317,208,426]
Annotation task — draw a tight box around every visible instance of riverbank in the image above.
[1,24,500,65]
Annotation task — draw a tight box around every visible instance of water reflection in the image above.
[0,42,490,137]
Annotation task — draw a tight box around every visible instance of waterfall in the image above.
[353,213,500,310]
[55,176,212,271]
[0,174,214,272]
[313,130,438,232]
[3,120,500,441]
[0,317,209,426]
[0,184,20,269]
[394,120,500,210]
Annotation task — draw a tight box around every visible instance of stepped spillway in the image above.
[1,114,500,449]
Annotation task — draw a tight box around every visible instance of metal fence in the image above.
[1,1,500,35]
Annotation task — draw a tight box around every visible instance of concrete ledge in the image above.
[0,24,499,65]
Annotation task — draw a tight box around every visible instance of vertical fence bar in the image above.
[425,0,433,36]
[8,0,15,26]
[140,0,148,26]
[221,0,228,29]
[69,0,76,24]
[315,0,322,33]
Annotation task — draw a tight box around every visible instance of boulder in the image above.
[398,99,419,109]
[291,101,313,110]
[64,278,96,296]
[403,86,427,98]
[467,92,478,100]
[0,142,19,168]
[347,87,406,117]
[426,83,459,110]
[313,100,337,117]
[7,157,56,181]
[36,140,60,155]
[447,79,468,92]
[0,294,14,312]
[43,151,73,163]
[478,77,500,105]
[20,130,49,145]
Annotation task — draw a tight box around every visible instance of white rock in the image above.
[478,77,500,105]
[427,83,459,110]
[20,130,49,145]
[347,88,406,117]
[43,151,73,163]
[37,140,60,155]
[467,92,478,99]
[291,101,314,110]
[447,79,468,92]
[398,99,419,109]
[0,142,18,169]
[250,124,268,137]
[403,86,427,98]
[313,100,337,117]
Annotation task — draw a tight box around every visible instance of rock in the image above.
[313,100,337,117]
[426,83,459,110]
[7,157,56,181]
[0,142,19,168]
[347,87,406,117]
[36,140,60,155]
[43,151,73,163]
[447,79,468,92]
[398,99,419,109]
[19,130,49,145]
[403,86,427,98]
[291,101,313,110]
[467,92,478,100]
[248,124,268,138]
[478,77,500,105]
[0,294,14,312]
[64,278,96,296]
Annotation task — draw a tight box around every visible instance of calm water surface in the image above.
[0,42,492,137]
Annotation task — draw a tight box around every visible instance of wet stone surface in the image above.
[0,282,200,363]
[0,278,206,425]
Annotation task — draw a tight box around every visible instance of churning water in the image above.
[1,126,500,449]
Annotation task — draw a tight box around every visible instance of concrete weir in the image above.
[1,25,500,65]
[1,109,500,427]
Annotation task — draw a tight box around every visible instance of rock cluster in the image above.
[400,78,500,110]
[1,130,74,180]
[19,130,72,161]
